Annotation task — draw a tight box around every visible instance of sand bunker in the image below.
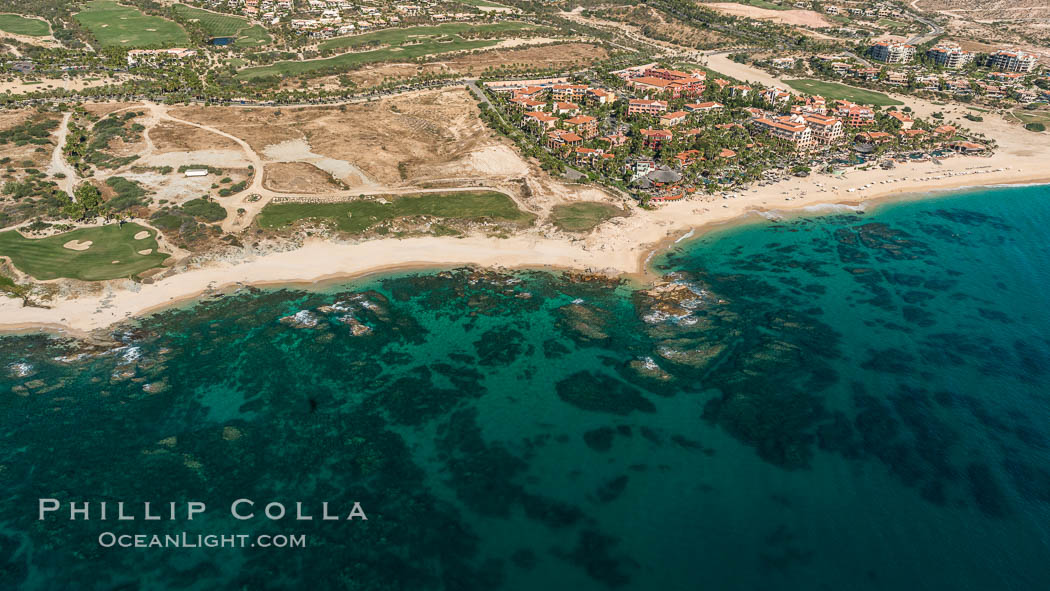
[262,138,375,186]
[63,240,92,251]
[133,231,149,240]
[137,249,153,255]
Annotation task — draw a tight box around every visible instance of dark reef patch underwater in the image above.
[3,184,1050,590]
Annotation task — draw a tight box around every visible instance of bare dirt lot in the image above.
[83,103,141,118]
[172,88,505,186]
[263,162,342,193]
[0,110,60,177]
[103,112,150,160]
[597,6,729,48]
[951,37,1049,65]
[0,74,138,95]
[702,3,834,28]
[915,1,1050,57]
[443,42,607,72]
[916,0,1050,20]
[150,121,242,154]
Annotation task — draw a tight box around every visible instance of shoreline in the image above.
[1,174,1048,339]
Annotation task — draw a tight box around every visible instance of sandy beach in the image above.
[1,159,1047,338]
[2,58,1049,338]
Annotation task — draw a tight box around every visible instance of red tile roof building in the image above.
[803,114,844,145]
[834,101,875,127]
[547,129,583,150]
[551,84,589,101]
[628,99,668,116]
[753,116,813,150]
[639,128,673,149]
[659,111,689,127]
[552,102,580,114]
[887,111,913,129]
[685,101,724,113]
[564,115,598,138]
[523,111,557,130]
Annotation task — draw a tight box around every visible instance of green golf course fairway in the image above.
[0,223,169,281]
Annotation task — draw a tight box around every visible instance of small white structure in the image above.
[184,169,208,177]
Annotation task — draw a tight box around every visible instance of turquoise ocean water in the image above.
[2,184,1050,590]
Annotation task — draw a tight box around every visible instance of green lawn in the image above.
[782,79,903,106]
[234,24,272,48]
[549,202,626,232]
[0,14,51,36]
[172,4,271,46]
[257,191,535,233]
[240,38,499,79]
[318,22,542,52]
[173,3,245,36]
[0,223,169,281]
[75,0,190,48]
[1012,109,1050,132]
[876,18,911,30]
[457,0,513,8]
[241,22,546,79]
[731,0,790,10]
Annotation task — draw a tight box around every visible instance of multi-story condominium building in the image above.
[927,44,974,69]
[753,116,813,150]
[552,102,579,115]
[802,114,844,145]
[728,84,751,97]
[627,99,668,116]
[509,98,545,112]
[762,88,793,104]
[834,100,875,127]
[523,111,557,130]
[644,67,705,90]
[628,76,704,98]
[645,67,703,81]
[684,101,724,113]
[639,129,673,150]
[564,115,598,138]
[985,49,1038,73]
[546,130,583,151]
[870,41,915,64]
[659,111,689,127]
[586,88,616,105]
[791,95,827,116]
[551,84,589,102]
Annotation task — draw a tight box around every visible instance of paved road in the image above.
[466,80,492,107]
[842,51,872,68]
[906,11,943,45]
